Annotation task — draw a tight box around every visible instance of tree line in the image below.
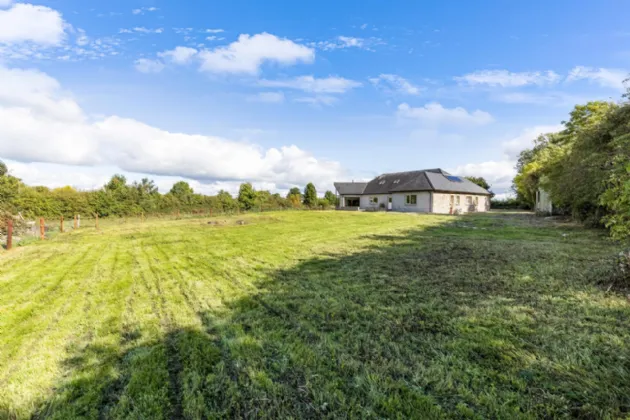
[0,167,340,220]
[513,79,630,239]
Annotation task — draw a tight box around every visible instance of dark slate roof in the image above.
[337,168,492,196]
[424,171,491,195]
[334,182,367,195]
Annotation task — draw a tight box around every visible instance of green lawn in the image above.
[1,211,629,419]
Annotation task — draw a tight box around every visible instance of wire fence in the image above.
[1,206,333,250]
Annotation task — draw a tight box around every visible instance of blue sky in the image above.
[0,0,628,198]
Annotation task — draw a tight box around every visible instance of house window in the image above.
[456,196,460,205]
[388,197,392,203]
[466,196,472,205]
[474,197,479,206]
[406,195,417,205]
[371,196,378,204]
[450,195,454,205]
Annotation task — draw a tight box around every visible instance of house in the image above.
[535,188,553,215]
[334,168,492,214]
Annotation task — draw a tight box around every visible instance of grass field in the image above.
[1,211,629,419]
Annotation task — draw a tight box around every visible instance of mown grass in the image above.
[0,211,629,419]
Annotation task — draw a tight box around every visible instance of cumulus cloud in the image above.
[397,102,494,125]
[455,70,561,87]
[247,92,285,103]
[0,3,66,45]
[567,66,629,90]
[0,64,343,191]
[259,75,361,93]
[198,33,314,74]
[450,124,564,194]
[294,95,338,107]
[158,46,198,64]
[369,74,421,95]
[501,124,564,159]
[134,58,165,73]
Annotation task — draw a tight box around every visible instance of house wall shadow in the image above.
[26,213,630,419]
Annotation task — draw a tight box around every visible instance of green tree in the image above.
[324,190,338,206]
[0,160,7,177]
[170,181,194,197]
[287,187,301,199]
[303,183,317,207]
[237,182,257,210]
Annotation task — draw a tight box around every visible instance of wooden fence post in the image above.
[95,213,99,230]
[6,219,13,250]
[40,218,45,240]
[60,216,64,233]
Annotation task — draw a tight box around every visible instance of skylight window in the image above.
[393,179,400,184]
[379,180,386,185]
[446,176,463,183]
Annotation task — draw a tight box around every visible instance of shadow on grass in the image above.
[29,213,630,419]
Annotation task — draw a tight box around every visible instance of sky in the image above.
[0,0,629,199]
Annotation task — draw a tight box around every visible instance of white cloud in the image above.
[158,46,197,64]
[132,7,158,15]
[247,92,285,103]
[132,27,163,34]
[369,74,421,95]
[205,29,224,34]
[450,124,564,193]
[75,28,89,46]
[397,102,494,125]
[501,124,563,159]
[567,66,628,90]
[198,32,314,74]
[134,58,165,73]
[294,95,337,107]
[0,64,343,191]
[313,35,383,51]
[0,3,66,45]
[451,161,516,190]
[206,36,225,41]
[259,75,361,93]
[455,70,561,87]
[491,92,586,106]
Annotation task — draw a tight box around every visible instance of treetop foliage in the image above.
[512,80,630,239]
[0,166,338,219]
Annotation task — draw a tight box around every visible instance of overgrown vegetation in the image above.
[1,211,628,418]
[512,80,630,238]
[0,170,338,219]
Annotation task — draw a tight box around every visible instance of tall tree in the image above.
[324,190,338,206]
[303,183,317,207]
[0,160,7,177]
[286,187,301,198]
[237,182,257,210]
[170,181,194,197]
[104,174,128,192]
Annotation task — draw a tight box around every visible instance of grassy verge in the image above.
[0,211,628,419]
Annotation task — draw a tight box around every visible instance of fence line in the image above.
[3,207,334,250]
